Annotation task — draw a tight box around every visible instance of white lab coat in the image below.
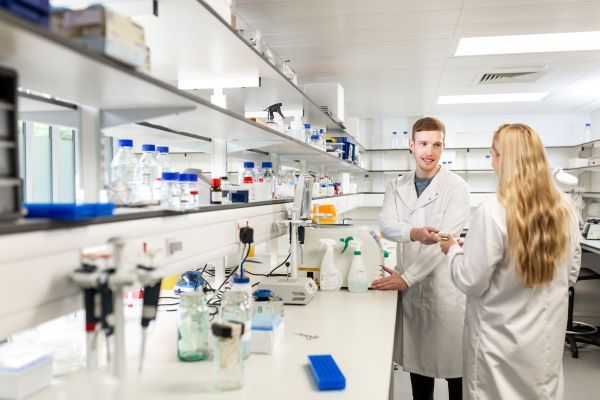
[447,196,581,400]
[379,167,471,378]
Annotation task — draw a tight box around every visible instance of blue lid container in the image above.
[178,173,191,182]
[262,162,272,168]
[233,276,250,284]
[156,146,169,153]
[24,203,115,221]
[118,139,133,147]
[162,172,179,181]
[243,162,255,168]
[304,124,311,129]
[142,144,155,152]
[188,174,198,182]
[311,134,320,140]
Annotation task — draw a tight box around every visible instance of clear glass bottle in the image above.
[310,134,321,149]
[110,139,137,186]
[318,128,327,151]
[156,146,175,172]
[188,174,200,206]
[135,144,161,203]
[391,131,399,149]
[220,291,251,360]
[585,123,592,142]
[177,292,210,362]
[221,176,232,204]
[261,162,275,197]
[241,162,256,184]
[303,124,311,144]
[212,321,244,391]
[161,172,181,210]
[179,173,193,209]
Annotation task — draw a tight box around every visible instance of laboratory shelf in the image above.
[565,165,600,173]
[0,7,361,173]
[0,193,367,237]
[134,0,350,138]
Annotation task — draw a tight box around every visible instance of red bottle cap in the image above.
[210,178,221,186]
[243,176,254,184]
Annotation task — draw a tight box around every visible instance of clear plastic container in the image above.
[220,291,251,360]
[110,139,137,186]
[161,172,181,210]
[221,176,232,204]
[135,144,162,203]
[241,162,256,184]
[156,146,175,173]
[391,131,399,149]
[212,321,244,391]
[177,292,210,361]
[188,174,200,206]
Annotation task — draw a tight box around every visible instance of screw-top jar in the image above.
[210,178,223,205]
[211,321,244,390]
[220,291,251,360]
[177,292,210,361]
[161,172,181,210]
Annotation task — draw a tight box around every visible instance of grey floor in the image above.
[393,344,600,399]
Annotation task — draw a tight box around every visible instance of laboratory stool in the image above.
[565,267,600,358]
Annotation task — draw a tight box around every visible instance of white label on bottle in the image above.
[211,191,222,202]
[242,321,251,342]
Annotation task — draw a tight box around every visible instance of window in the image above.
[19,121,76,203]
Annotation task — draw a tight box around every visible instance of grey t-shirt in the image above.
[414,176,433,198]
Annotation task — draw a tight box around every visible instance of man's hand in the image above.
[371,266,409,291]
[440,234,459,255]
[410,227,440,245]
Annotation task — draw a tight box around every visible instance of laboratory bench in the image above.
[28,289,397,400]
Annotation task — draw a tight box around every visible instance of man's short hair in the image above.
[412,117,446,141]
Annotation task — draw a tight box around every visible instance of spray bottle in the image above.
[318,239,342,291]
[264,103,285,132]
[341,237,369,293]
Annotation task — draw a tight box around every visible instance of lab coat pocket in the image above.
[428,212,443,229]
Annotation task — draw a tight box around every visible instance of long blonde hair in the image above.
[493,123,569,286]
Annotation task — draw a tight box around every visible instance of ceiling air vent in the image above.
[476,70,546,85]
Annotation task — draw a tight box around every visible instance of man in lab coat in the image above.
[374,117,470,400]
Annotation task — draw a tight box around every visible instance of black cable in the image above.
[267,253,291,276]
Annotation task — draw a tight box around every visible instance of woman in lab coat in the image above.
[441,123,581,400]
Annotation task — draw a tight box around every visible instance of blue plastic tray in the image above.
[308,354,346,391]
[24,203,115,221]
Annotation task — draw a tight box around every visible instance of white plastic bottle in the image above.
[391,131,399,149]
[241,162,256,184]
[319,239,342,291]
[161,172,181,210]
[402,131,409,148]
[347,240,369,293]
[135,144,161,203]
[291,116,305,141]
[110,139,137,186]
[585,123,592,142]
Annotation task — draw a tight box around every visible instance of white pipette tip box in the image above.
[0,346,53,400]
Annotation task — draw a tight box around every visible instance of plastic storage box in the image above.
[24,203,115,221]
[0,0,50,26]
[0,346,53,400]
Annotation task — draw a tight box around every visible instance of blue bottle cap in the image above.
[253,289,275,300]
[304,124,311,128]
[244,162,255,168]
[156,146,169,153]
[178,173,190,182]
[319,129,325,133]
[233,276,250,284]
[262,162,272,168]
[188,174,198,182]
[392,131,397,135]
[142,144,155,152]
[118,139,133,147]
[311,134,320,140]
[162,172,179,181]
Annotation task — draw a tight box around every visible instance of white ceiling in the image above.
[235,0,600,117]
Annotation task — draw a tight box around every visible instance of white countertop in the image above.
[30,289,397,400]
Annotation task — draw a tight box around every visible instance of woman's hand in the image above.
[440,234,459,255]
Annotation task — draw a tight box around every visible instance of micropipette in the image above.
[139,280,161,372]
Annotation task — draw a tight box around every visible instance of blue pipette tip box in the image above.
[308,354,346,391]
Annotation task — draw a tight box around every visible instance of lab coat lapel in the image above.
[395,172,417,210]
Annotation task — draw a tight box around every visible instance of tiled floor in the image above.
[393,344,600,399]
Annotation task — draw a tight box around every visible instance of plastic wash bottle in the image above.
[347,239,369,293]
[319,239,342,291]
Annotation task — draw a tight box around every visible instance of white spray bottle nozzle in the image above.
[319,239,338,249]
